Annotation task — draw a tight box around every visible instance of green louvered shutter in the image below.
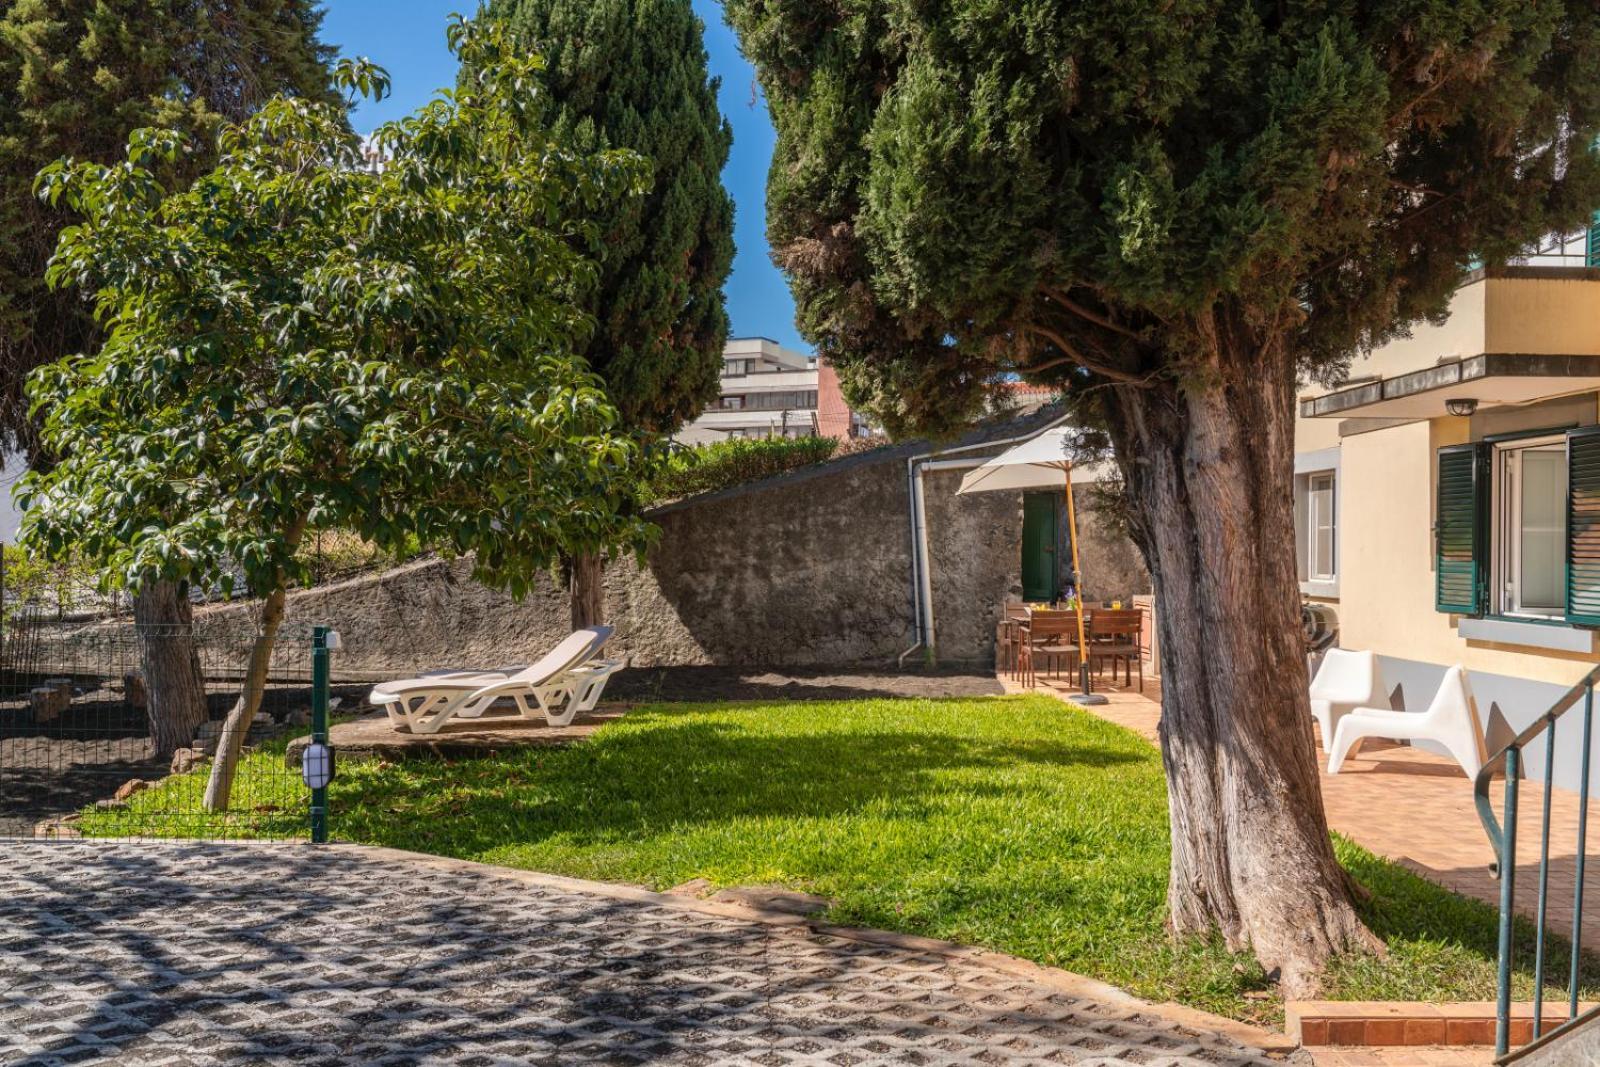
[1589,211,1600,267]
[1436,443,1486,615]
[1567,428,1600,625]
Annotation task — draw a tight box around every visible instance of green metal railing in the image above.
[1474,664,1600,1056]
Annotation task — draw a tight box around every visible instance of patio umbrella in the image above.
[958,427,1108,704]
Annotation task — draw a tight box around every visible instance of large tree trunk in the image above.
[1100,319,1380,997]
[570,550,605,628]
[201,584,289,812]
[134,580,207,759]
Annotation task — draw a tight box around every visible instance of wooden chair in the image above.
[1087,608,1144,692]
[996,603,1031,677]
[1018,611,1080,688]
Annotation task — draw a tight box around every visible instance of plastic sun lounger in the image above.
[369,626,622,735]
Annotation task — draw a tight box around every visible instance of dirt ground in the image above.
[603,665,1006,703]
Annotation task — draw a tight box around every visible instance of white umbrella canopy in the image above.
[956,427,1110,495]
[955,424,1110,701]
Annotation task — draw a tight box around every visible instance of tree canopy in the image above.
[725,0,1600,435]
[25,19,650,601]
[0,0,338,458]
[485,0,734,435]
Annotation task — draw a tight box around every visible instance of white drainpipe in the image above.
[897,413,1072,668]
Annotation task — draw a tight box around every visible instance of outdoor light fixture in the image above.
[1446,397,1479,417]
[301,742,335,791]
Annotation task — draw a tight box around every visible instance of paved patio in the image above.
[0,841,1306,1066]
[1011,672,1600,953]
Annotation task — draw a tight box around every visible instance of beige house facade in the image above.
[1295,257,1600,788]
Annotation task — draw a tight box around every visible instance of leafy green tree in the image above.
[484,0,734,625]
[0,0,337,757]
[723,0,1600,991]
[0,0,337,457]
[23,17,652,810]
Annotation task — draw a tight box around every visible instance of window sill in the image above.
[1457,616,1596,653]
[1300,579,1339,599]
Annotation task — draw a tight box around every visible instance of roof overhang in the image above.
[1299,354,1600,420]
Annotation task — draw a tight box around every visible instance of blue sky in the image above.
[317,0,809,352]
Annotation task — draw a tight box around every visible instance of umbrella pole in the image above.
[1062,463,1107,705]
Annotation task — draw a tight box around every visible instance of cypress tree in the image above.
[484,0,735,625]
[724,0,1600,991]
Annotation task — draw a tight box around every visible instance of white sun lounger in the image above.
[370,626,622,734]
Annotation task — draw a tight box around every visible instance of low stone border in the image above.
[342,841,1301,1057]
[1287,1000,1598,1047]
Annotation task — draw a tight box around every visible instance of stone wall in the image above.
[1074,501,1151,604]
[197,439,1033,675]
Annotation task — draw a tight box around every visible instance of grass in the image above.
[78,694,1600,1025]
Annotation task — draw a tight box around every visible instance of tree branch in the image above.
[1026,324,1147,385]
[1042,285,1148,344]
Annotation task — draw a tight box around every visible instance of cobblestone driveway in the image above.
[1,842,1301,1066]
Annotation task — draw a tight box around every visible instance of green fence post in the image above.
[310,624,330,843]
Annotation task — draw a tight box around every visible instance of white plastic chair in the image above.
[1308,649,1388,746]
[1327,665,1488,778]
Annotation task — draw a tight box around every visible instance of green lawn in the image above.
[79,694,1600,1024]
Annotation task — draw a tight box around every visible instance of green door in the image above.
[1022,492,1059,602]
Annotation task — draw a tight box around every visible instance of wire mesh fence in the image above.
[0,616,345,841]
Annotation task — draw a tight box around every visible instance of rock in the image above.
[123,671,148,710]
[93,799,129,811]
[709,886,833,917]
[29,679,73,722]
[170,749,202,776]
[286,707,312,726]
[191,737,218,757]
[113,779,151,801]
[251,711,272,725]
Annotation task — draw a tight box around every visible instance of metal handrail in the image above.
[1472,663,1600,1056]
[1474,666,1600,865]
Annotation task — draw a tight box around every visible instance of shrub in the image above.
[648,436,840,503]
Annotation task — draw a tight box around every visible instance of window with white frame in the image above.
[1492,436,1568,618]
[1306,472,1336,581]
[1295,467,1338,588]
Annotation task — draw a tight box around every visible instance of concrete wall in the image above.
[197,441,1028,675]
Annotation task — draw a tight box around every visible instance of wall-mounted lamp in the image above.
[1446,397,1479,417]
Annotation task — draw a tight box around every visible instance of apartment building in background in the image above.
[678,337,876,444]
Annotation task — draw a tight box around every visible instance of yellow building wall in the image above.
[1484,277,1600,355]
[1337,417,1597,687]
[1293,281,1488,455]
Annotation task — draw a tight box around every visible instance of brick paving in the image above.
[0,841,1308,1066]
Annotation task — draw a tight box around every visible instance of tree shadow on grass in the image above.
[1331,838,1600,1003]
